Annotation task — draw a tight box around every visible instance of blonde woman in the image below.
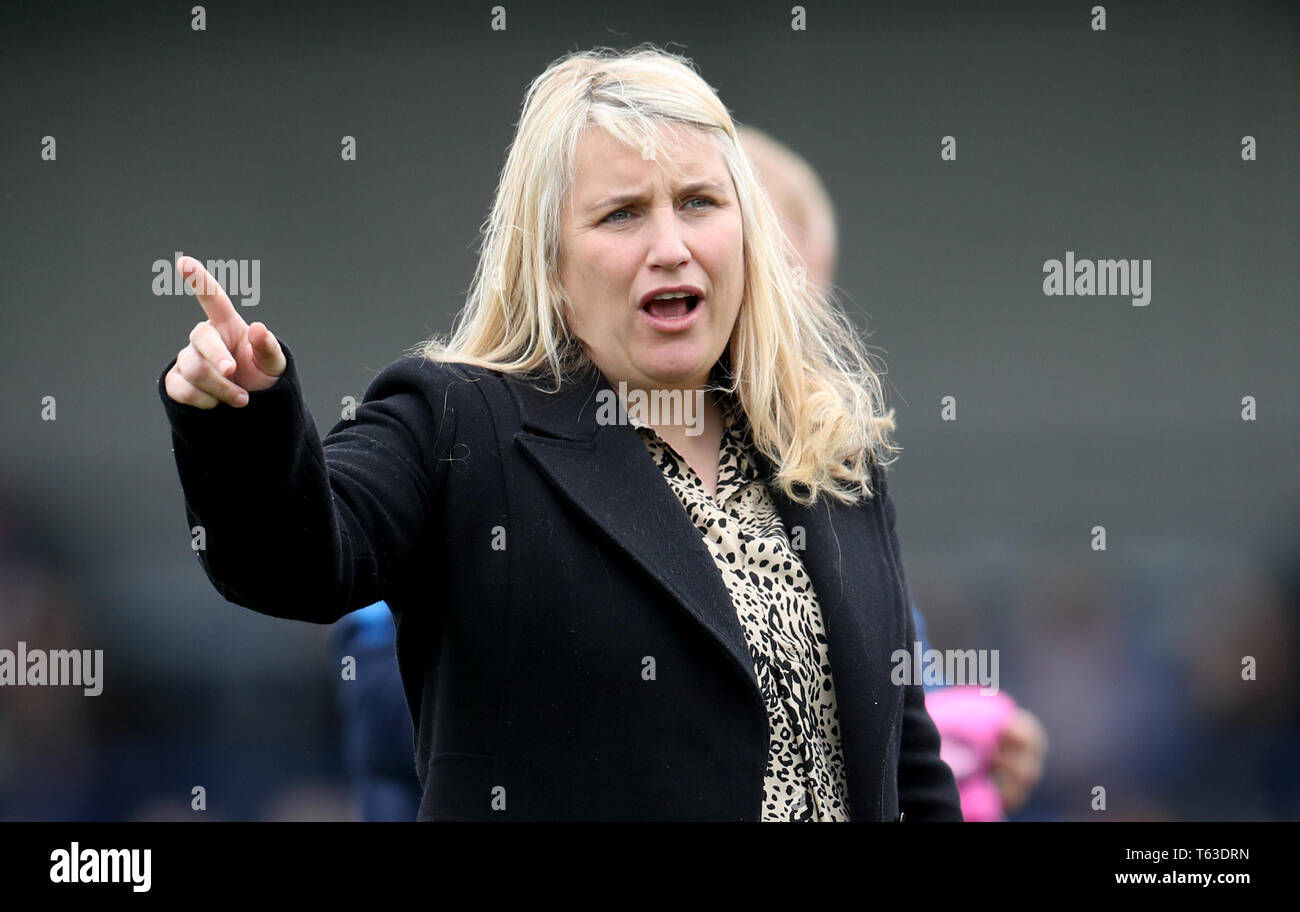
[159,44,962,822]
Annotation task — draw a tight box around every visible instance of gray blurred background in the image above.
[1,0,1297,819]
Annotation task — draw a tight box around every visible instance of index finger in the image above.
[177,256,243,328]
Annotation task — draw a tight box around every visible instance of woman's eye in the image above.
[602,198,714,224]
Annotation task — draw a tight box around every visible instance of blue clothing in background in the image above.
[911,601,943,693]
[332,601,421,821]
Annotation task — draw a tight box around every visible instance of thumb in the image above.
[249,322,287,377]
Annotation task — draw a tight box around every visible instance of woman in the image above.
[159,44,962,822]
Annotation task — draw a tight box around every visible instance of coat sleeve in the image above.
[877,465,965,821]
[157,339,460,623]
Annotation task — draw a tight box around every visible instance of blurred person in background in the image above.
[331,602,420,820]
[738,124,1047,820]
[0,491,96,819]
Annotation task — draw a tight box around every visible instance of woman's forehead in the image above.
[571,124,729,193]
[578,120,716,153]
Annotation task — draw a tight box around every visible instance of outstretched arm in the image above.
[159,257,458,622]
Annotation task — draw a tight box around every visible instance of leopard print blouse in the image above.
[630,401,852,822]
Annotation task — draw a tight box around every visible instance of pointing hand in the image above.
[163,255,286,408]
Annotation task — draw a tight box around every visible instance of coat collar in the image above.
[506,362,901,820]
[508,362,764,693]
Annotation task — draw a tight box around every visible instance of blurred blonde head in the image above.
[416,43,898,505]
[736,124,838,294]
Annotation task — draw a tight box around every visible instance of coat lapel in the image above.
[769,482,903,820]
[508,364,763,702]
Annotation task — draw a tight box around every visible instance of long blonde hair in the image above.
[412,44,899,506]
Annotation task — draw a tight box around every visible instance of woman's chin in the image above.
[633,340,719,380]
[634,359,711,389]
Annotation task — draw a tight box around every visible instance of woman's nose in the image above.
[645,208,690,268]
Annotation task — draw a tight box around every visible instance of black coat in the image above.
[158,342,962,821]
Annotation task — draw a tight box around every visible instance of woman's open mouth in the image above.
[642,294,700,320]
[640,293,702,332]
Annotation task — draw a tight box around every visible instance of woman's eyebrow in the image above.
[587,179,729,213]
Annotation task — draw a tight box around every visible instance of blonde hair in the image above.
[412,43,899,505]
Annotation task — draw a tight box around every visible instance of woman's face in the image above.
[559,123,745,394]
